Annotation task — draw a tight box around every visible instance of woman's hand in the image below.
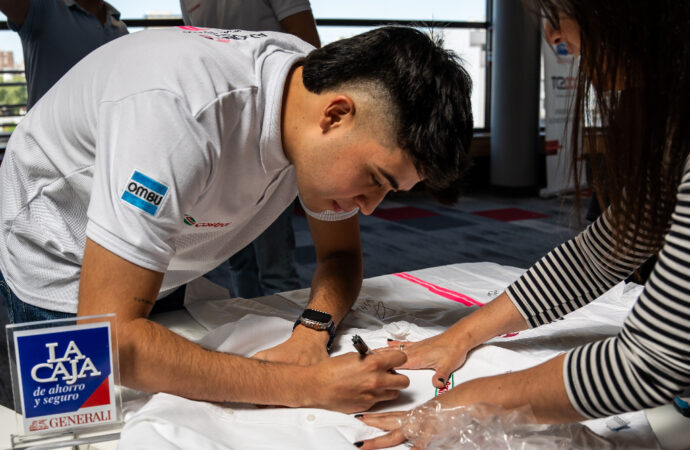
[356,399,449,450]
[386,293,529,389]
[357,410,410,449]
[387,331,471,389]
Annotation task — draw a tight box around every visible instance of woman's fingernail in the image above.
[354,413,364,418]
[354,442,364,448]
[387,338,393,342]
[438,377,446,385]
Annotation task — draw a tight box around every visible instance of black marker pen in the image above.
[352,334,372,356]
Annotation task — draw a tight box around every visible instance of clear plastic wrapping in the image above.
[400,402,616,449]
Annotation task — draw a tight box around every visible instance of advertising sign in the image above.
[541,40,583,197]
[8,317,120,437]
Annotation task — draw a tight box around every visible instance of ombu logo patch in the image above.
[121,171,168,216]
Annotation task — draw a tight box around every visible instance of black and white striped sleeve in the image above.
[505,160,690,418]
[506,209,654,328]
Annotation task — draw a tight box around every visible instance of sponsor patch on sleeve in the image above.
[121,171,169,216]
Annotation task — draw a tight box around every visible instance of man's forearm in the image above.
[0,0,30,26]
[119,318,310,406]
[78,239,309,405]
[305,251,362,324]
[251,246,361,363]
[280,10,321,48]
[119,316,411,413]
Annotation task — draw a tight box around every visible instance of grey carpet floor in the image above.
[294,190,585,285]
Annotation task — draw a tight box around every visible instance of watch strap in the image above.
[293,312,336,352]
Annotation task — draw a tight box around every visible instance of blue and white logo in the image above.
[121,171,168,216]
[15,324,113,420]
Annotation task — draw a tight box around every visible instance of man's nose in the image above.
[355,190,387,216]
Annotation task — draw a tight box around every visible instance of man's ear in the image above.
[319,95,355,133]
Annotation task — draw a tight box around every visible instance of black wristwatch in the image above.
[293,309,336,352]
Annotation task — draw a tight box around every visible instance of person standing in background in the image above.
[179,0,320,298]
[0,0,128,109]
[180,0,320,47]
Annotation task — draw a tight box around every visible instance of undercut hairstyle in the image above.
[528,0,690,252]
[302,26,474,204]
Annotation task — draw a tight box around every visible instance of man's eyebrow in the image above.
[379,168,399,191]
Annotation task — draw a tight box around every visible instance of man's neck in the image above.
[280,64,308,165]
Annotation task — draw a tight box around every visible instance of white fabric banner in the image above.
[117,263,657,449]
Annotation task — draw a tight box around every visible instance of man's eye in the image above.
[372,175,382,187]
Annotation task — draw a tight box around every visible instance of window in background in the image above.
[0,28,26,148]
[113,0,182,19]
[311,0,486,22]
[312,1,488,128]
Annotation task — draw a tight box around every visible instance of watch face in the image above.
[302,309,331,323]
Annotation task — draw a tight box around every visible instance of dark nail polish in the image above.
[387,338,393,342]
[354,442,364,448]
[438,377,446,385]
[354,413,364,418]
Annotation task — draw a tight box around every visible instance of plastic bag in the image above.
[400,401,616,449]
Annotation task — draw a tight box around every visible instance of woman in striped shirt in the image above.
[357,0,690,448]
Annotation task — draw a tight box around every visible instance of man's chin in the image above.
[332,200,345,213]
[299,194,352,214]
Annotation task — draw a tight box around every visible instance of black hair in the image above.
[302,26,474,204]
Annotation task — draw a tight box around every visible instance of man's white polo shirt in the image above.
[0,27,314,312]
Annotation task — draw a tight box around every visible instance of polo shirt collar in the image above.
[259,54,305,174]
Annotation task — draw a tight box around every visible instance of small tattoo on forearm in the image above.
[133,297,154,306]
[202,347,223,355]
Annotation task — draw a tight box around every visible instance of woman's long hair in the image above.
[530,0,690,252]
